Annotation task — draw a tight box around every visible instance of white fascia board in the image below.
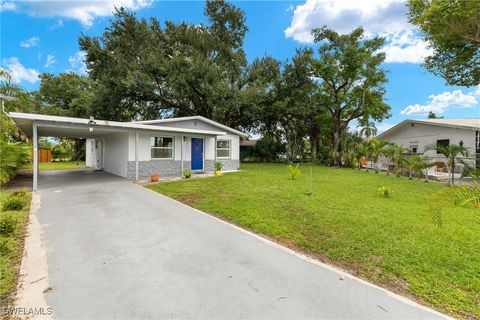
[9,112,226,136]
[134,115,249,138]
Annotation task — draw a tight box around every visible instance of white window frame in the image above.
[216,139,231,159]
[151,136,175,160]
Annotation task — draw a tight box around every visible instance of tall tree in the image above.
[408,0,480,86]
[37,72,94,160]
[427,111,443,119]
[0,70,38,141]
[311,27,390,164]
[79,1,264,129]
[37,72,94,118]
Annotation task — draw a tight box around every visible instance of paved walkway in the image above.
[34,169,448,319]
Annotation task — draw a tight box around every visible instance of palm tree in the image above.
[367,139,390,173]
[405,155,434,181]
[418,156,435,182]
[404,155,420,180]
[388,144,410,177]
[430,144,469,186]
[359,122,377,140]
[354,142,368,170]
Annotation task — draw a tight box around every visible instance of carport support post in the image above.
[180,135,184,173]
[214,136,217,172]
[32,121,38,191]
[135,131,139,181]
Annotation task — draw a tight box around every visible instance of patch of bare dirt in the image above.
[4,171,32,191]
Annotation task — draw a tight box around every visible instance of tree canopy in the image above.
[408,0,480,86]
[310,27,390,162]
[79,1,269,128]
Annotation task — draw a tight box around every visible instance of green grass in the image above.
[22,161,86,171]
[0,190,31,305]
[148,163,480,319]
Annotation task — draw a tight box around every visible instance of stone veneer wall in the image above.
[127,159,240,180]
[216,159,240,171]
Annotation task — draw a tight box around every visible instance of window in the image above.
[151,137,174,159]
[436,139,449,154]
[216,140,231,158]
[409,141,419,154]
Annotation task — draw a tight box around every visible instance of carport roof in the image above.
[9,112,227,138]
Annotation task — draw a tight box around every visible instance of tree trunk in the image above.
[72,139,85,161]
[450,159,455,186]
[332,113,341,166]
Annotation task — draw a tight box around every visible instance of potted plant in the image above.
[151,173,159,182]
[183,169,192,179]
[215,161,223,176]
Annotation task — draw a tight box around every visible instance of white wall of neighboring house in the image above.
[378,122,478,171]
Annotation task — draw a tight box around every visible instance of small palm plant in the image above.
[428,183,480,226]
[367,139,390,173]
[287,163,301,180]
[427,144,469,186]
[388,144,409,177]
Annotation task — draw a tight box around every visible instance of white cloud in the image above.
[20,36,40,48]
[0,1,17,12]
[50,19,64,29]
[44,54,57,68]
[15,0,152,27]
[379,29,433,63]
[401,90,478,115]
[284,0,431,64]
[376,123,395,133]
[68,51,87,75]
[2,57,39,83]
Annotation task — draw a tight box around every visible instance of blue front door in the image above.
[191,138,203,170]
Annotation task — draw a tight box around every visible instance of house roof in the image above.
[9,112,227,138]
[376,118,480,140]
[240,140,257,147]
[135,115,249,138]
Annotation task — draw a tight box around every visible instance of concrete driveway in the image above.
[34,169,447,319]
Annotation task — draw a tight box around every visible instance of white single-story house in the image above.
[9,112,248,190]
[376,118,480,171]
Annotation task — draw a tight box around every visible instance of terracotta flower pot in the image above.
[151,174,159,182]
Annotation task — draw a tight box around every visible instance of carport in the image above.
[9,112,225,191]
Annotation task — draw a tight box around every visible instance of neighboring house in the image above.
[376,118,480,170]
[9,113,248,190]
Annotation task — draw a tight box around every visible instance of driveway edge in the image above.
[15,193,54,319]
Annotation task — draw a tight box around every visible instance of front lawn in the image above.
[0,190,31,305]
[22,161,86,171]
[148,163,479,319]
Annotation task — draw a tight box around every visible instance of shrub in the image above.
[0,215,17,236]
[287,163,301,180]
[183,169,192,179]
[377,186,392,198]
[215,162,223,171]
[0,237,17,256]
[0,141,31,185]
[10,190,27,198]
[2,195,27,211]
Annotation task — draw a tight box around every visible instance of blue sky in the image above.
[1,0,479,132]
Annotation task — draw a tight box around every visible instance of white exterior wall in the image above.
[85,138,95,167]
[127,132,240,162]
[103,132,129,177]
[380,123,476,157]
